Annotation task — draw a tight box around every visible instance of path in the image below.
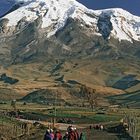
[89,130,119,140]
[85,129,133,140]
[15,119,132,140]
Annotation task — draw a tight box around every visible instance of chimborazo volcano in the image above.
[0,0,140,107]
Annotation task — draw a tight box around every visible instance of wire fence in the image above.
[0,115,33,140]
[124,112,140,140]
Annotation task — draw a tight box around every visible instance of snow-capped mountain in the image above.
[1,0,140,109]
[0,0,140,100]
[1,0,140,42]
[0,0,140,66]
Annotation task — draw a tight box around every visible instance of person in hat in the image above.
[50,129,54,140]
[44,129,52,140]
[54,129,62,140]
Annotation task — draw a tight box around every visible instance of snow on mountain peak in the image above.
[2,0,92,37]
[1,0,140,42]
[94,8,140,42]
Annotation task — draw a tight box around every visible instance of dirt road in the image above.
[86,130,118,140]
[86,129,133,140]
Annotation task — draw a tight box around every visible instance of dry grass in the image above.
[0,57,139,102]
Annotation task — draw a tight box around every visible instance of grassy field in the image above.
[0,101,140,139]
[0,101,122,122]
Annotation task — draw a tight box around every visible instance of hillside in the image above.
[108,90,140,108]
[0,0,140,106]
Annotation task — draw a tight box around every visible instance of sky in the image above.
[78,0,140,16]
[0,0,140,17]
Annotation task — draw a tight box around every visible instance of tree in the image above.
[11,100,16,111]
[80,85,98,111]
[87,88,98,111]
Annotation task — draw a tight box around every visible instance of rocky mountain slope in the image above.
[0,0,140,65]
[0,0,140,106]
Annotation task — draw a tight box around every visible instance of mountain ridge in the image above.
[0,0,140,106]
[1,0,140,42]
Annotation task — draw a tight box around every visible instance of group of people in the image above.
[44,126,85,140]
[92,124,104,130]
